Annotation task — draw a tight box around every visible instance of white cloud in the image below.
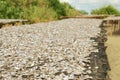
[78,0,120,4]
[59,0,120,13]
[60,0,120,5]
[78,0,101,4]
[109,0,120,4]
[59,0,71,3]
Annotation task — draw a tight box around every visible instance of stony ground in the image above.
[0,19,102,80]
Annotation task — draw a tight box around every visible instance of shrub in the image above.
[62,2,82,16]
[91,5,120,15]
[79,10,88,15]
[0,0,84,23]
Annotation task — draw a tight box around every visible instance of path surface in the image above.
[106,36,120,80]
[0,19,102,80]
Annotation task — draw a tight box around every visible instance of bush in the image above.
[0,0,24,19]
[23,7,58,23]
[91,5,120,15]
[0,0,84,23]
[79,10,88,15]
[61,2,82,16]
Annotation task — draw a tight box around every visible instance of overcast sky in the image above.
[60,0,120,13]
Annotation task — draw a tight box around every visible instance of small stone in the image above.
[0,74,3,79]
[0,19,103,80]
[22,75,28,78]
[63,76,69,80]
[95,66,99,69]
[54,71,61,75]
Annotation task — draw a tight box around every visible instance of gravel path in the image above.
[0,19,102,80]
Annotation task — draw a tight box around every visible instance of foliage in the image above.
[0,0,24,19]
[48,0,66,17]
[0,0,85,23]
[61,2,82,16]
[91,5,120,15]
[79,10,88,15]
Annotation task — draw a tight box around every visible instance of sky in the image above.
[60,0,120,13]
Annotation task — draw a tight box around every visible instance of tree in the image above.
[79,10,88,15]
[61,2,82,16]
[48,0,66,17]
[91,5,120,15]
[0,0,82,23]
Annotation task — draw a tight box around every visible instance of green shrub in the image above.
[23,7,58,23]
[0,0,84,23]
[91,5,120,15]
[79,10,88,15]
[62,2,82,16]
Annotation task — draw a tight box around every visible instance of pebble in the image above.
[0,18,102,80]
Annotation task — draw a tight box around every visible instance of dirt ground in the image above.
[106,35,120,80]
